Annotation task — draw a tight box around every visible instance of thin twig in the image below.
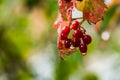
[72,17,83,20]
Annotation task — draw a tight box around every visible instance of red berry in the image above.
[64,39,71,48]
[83,34,92,45]
[60,26,70,40]
[72,21,79,30]
[60,33,68,40]
[72,37,80,47]
[79,43,87,53]
[61,26,70,34]
[73,30,83,38]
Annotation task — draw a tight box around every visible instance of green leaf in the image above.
[99,4,119,34]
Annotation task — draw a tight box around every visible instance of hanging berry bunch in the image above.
[54,0,107,59]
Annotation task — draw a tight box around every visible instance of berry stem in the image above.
[72,17,83,20]
[80,19,85,25]
[80,27,86,33]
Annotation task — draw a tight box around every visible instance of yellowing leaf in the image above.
[76,0,107,24]
[58,0,73,21]
[75,0,85,11]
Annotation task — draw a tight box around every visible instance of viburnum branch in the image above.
[80,19,85,25]
[54,0,107,59]
[72,17,83,20]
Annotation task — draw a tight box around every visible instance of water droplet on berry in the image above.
[81,53,86,56]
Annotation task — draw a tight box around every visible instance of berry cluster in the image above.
[60,21,92,55]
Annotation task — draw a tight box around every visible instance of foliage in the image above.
[0,0,120,80]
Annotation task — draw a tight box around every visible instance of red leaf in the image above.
[54,0,74,28]
[76,0,107,24]
[54,13,69,28]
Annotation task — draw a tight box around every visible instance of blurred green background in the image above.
[0,0,120,80]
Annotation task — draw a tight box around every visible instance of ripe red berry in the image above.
[71,21,79,30]
[60,26,70,40]
[72,37,80,47]
[73,30,83,38]
[60,33,68,40]
[61,26,70,34]
[64,39,71,48]
[83,34,92,45]
[79,43,87,54]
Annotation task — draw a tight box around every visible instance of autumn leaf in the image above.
[76,0,107,24]
[54,0,74,28]
[54,13,69,28]
[58,0,73,21]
